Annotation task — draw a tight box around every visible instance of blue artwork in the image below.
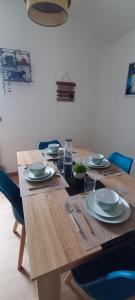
[0,48,32,94]
[126,63,135,95]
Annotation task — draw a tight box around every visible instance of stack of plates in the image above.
[23,165,55,182]
[43,148,59,156]
[85,157,110,169]
[84,189,131,224]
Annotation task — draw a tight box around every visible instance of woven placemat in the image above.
[18,163,69,197]
[62,198,101,251]
[70,194,135,245]
[86,165,124,181]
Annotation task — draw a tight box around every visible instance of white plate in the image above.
[27,167,50,180]
[85,192,123,218]
[84,195,131,224]
[23,166,55,182]
[43,148,59,155]
[85,158,110,169]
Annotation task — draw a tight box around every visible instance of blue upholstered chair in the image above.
[72,270,135,300]
[0,170,25,271]
[38,139,61,150]
[108,152,133,174]
[71,240,135,300]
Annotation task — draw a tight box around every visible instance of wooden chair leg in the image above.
[17,225,26,271]
[13,221,18,234]
[65,271,88,299]
[64,271,72,286]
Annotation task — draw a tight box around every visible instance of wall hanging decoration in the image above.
[24,0,71,27]
[0,48,32,95]
[56,73,76,102]
[126,63,135,95]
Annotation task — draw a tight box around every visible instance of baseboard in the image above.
[7,171,18,177]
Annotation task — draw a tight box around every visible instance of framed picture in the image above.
[126,63,135,95]
[0,48,32,83]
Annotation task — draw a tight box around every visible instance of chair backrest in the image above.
[108,152,133,174]
[0,171,24,222]
[75,270,135,300]
[38,139,61,150]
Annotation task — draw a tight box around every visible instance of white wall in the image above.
[0,1,100,172]
[93,32,135,175]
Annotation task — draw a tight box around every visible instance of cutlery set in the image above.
[65,202,81,232]
[29,183,58,191]
[99,168,121,176]
[74,203,95,235]
[65,202,95,238]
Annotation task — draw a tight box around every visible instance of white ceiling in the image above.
[71,0,135,46]
[12,0,135,46]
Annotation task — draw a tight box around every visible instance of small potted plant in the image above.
[72,163,87,179]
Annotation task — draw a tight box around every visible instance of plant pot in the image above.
[73,172,86,179]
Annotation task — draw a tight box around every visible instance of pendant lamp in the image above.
[25,0,71,27]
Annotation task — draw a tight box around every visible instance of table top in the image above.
[17,147,135,280]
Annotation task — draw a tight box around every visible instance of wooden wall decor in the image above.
[56,73,76,102]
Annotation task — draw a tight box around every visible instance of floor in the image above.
[0,174,90,300]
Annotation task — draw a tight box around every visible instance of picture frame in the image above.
[0,48,32,83]
[126,63,135,95]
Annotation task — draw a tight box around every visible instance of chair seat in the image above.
[72,238,135,300]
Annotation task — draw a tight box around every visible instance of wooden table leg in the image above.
[37,270,61,300]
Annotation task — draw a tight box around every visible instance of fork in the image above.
[41,151,45,157]
[74,204,95,235]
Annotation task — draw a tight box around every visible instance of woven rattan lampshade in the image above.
[26,0,71,26]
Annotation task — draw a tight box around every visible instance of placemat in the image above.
[18,163,69,197]
[86,165,124,181]
[70,194,135,246]
[62,199,101,251]
[73,155,124,180]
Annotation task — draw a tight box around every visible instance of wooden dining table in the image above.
[17,146,135,300]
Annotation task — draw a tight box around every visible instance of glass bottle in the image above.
[64,138,73,178]
[57,147,64,174]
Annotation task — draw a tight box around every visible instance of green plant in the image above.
[72,163,87,173]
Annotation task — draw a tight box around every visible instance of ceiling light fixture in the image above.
[25,0,71,27]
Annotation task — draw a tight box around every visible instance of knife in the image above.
[29,183,58,191]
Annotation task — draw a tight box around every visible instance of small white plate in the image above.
[84,194,131,224]
[43,148,59,155]
[85,158,110,169]
[85,192,123,218]
[23,166,55,182]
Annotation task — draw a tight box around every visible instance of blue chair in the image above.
[72,240,135,300]
[72,270,135,300]
[0,170,25,271]
[108,152,133,174]
[38,139,61,150]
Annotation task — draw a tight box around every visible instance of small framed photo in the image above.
[126,63,135,95]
